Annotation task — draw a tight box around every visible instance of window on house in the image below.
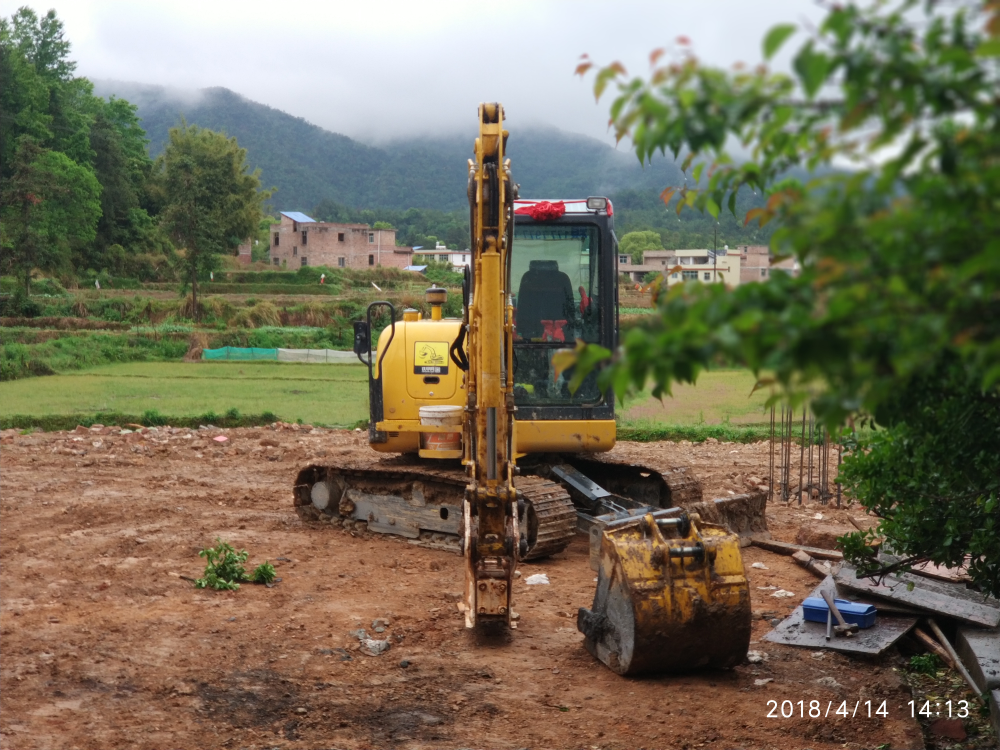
[761,268,768,277]
[661,260,666,265]
[338,257,345,268]
[703,272,712,281]
[273,258,280,266]
[369,233,375,243]
[338,233,345,242]
[682,270,698,281]
[293,247,298,256]
[671,272,679,279]
[302,231,307,245]
[369,254,375,266]
[273,233,279,246]
[301,257,308,266]
[618,254,629,264]
[292,221,298,232]
[439,254,448,262]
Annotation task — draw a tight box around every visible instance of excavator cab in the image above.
[510,203,615,419]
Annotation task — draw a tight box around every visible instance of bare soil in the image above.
[1,426,931,749]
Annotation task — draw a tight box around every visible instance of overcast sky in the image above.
[3,0,825,145]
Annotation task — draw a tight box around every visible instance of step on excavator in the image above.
[294,103,763,674]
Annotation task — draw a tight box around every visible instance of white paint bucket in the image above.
[419,405,463,451]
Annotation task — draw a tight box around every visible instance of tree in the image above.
[0,136,101,293]
[575,1,1000,596]
[156,123,269,318]
[618,230,663,263]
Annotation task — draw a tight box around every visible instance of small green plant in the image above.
[908,653,941,675]
[194,539,278,590]
[195,538,249,590]
[250,561,276,584]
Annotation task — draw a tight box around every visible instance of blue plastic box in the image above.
[802,597,877,629]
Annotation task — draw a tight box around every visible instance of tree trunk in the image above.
[191,265,199,323]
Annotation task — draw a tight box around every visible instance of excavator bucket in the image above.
[577,508,751,676]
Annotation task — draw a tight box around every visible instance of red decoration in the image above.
[514,201,566,220]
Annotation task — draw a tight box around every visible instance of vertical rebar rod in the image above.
[836,438,842,507]
[778,405,785,501]
[768,405,775,503]
[807,412,814,497]
[798,409,806,504]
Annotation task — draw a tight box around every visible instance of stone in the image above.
[795,522,854,550]
[360,638,390,656]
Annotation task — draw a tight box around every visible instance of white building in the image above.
[416,242,471,271]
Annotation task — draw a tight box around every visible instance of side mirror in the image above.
[353,320,370,355]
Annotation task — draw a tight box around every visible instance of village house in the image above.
[734,244,799,282]
[415,242,472,271]
[268,212,414,270]
[662,248,742,288]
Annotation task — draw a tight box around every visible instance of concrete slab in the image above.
[836,564,1000,628]
[765,576,918,656]
[955,626,1000,692]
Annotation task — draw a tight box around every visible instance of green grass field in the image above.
[0,361,371,427]
[1,361,779,439]
[620,369,772,426]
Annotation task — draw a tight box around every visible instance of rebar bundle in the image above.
[766,405,843,506]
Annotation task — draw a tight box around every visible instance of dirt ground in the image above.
[1,425,931,750]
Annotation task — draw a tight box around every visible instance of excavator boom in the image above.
[463,103,519,627]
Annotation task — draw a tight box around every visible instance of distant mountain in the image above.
[92,81,685,213]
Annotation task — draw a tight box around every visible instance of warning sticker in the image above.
[414,341,449,375]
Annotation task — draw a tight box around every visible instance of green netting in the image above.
[202,347,278,361]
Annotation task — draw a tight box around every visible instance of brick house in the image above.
[268,212,414,270]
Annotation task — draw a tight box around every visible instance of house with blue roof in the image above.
[269,211,414,270]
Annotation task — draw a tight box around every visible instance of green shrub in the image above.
[250,561,277,584]
[196,539,249,591]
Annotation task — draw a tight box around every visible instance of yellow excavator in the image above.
[294,103,761,674]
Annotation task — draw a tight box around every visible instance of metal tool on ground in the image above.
[821,589,859,637]
[826,609,832,641]
[292,102,761,675]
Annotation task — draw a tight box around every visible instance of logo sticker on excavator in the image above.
[414,341,449,375]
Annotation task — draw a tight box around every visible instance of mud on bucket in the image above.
[419,405,463,451]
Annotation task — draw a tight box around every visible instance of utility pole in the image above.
[377,230,381,266]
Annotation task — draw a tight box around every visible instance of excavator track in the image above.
[293,458,576,560]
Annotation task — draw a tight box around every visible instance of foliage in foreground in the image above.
[195,538,275,591]
[576,1,1000,596]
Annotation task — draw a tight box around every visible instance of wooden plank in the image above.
[765,576,917,655]
[835,564,1000,628]
[751,538,843,561]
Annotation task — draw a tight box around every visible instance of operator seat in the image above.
[515,260,576,341]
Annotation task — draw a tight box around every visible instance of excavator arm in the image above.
[463,103,520,627]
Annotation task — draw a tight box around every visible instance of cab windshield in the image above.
[510,223,603,405]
